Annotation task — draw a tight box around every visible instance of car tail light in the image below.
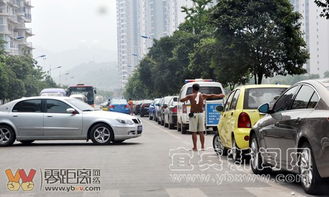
[244,135,250,141]
[183,104,187,113]
[109,105,115,109]
[171,106,177,113]
[125,105,129,108]
[238,112,251,128]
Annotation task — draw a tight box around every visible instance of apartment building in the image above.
[116,0,194,89]
[0,0,33,56]
[290,0,329,76]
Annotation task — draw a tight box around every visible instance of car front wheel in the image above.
[0,125,15,147]
[90,123,113,145]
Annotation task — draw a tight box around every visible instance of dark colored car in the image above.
[250,79,329,195]
[149,98,160,120]
[164,96,178,129]
[134,101,142,115]
[140,100,153,117]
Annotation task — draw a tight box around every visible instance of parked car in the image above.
[69,94,87,102]
[163,96,178,129]
[108,99,130,114]
[140,100,153,117]
[157,96,174,125]
[213,84,289,161]
[153,99,162,122]
[148,98,160,120]
[134,100,142,115]
[177,79,225,134]
[100,101,109,111]
[0,96,142,146]
[250,79,329,194]
[40,88,66,97]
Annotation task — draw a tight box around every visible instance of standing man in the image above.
[128,98,134,115]
[180,84,224,151]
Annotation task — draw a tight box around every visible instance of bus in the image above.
[67,84,97,106]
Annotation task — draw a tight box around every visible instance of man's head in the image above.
[192,83,200,93]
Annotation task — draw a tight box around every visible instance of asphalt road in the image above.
[0,117,324,197]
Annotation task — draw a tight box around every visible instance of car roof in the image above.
[235,84,290,90]
[183,81,223,87]
[298,78,329,87]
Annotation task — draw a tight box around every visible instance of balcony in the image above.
[25,27,32,35]
[25,0,32,7]
[0,24,10,34]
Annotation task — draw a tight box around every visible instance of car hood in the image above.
[83,110,136,120]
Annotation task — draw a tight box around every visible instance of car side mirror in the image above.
[258,103,270,114]
[66,108,78,114]
[216,105,224,112]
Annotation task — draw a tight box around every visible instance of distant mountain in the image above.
[61,61,121,91]
[33,47,117,71]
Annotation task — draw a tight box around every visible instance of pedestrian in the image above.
[180,83,224,151]
[128,98,134,115]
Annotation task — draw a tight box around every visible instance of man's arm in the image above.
[202,94,225,100]
[180,95,191,102]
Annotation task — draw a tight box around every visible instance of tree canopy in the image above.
[315,0,329,19]
[0,41,57,102]
[125,0,310,98]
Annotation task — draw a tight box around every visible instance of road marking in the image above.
[244,187,306,197]
[166,188,208,197]
[82,190,120,197]
[142,119,190,146]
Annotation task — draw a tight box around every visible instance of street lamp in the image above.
[35,54,46,59]
[141,35,152,39]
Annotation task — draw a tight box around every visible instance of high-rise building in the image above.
[116,0,194,89]
[0,0,33,56]
[290,0,329,76]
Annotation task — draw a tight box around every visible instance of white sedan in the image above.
[0,96,142,146]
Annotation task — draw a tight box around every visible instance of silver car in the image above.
[0,96,143,146]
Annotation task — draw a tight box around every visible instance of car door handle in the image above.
[13,115,18,117]
[231,112,233,116]
[47,115,53,118]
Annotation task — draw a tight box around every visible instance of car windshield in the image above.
[187,86,222,94]
[244,88,287,109]
[65,98,94,111]
[186,86,223,100]
[111,99,128,105]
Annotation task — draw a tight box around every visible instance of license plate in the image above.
[137,125,142,132]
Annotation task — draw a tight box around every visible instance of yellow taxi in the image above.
[213,84,289,161]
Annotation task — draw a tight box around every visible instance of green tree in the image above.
[188,37,217,80]
[212,0,309,85]
[315,0,329,19]
[181,0,214,34]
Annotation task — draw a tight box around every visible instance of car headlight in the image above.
[116,119,134,125]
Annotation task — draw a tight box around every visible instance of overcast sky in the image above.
[28,0,117,69]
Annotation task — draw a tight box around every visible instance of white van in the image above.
[177,79,225,134]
